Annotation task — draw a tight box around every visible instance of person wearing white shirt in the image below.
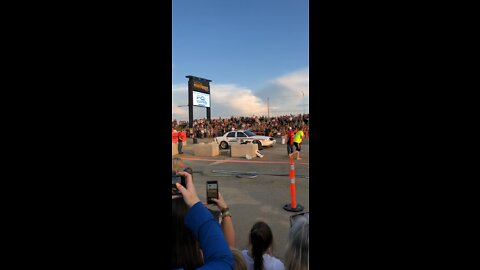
[241,221,285,270]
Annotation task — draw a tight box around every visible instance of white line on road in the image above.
[208,160,228,166]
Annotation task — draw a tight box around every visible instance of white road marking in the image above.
[208,160,228,166]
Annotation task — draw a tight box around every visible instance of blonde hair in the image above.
[231,248,247,270]
[285,216,309,270]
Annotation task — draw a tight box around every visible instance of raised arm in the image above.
[212,192,235,248]
[176,172,233,270]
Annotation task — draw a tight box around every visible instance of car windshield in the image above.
[244,130,256,137]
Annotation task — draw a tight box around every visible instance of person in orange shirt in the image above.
[178,128,185,154]
[172,128,179,144]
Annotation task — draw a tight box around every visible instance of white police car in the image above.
[214,130,276,150]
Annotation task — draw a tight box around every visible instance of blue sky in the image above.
[172,0,309,121]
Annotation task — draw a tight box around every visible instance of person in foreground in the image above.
[284,214,309,270]
[231,248,247,270]
[242,221,284,270]
[172,171,233,270]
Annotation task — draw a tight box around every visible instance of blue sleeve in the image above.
[185,201,233,270]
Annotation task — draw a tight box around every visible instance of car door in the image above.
[236,131,248,143]
[226,131,237,144]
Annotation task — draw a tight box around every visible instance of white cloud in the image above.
[172,83,266,121]
[172,67,309,121]
[211,84,266,117]
[172,83,189,120]
[270,68,309,97]
[256,68,309,115]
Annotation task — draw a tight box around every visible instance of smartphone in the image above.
[206,181,218,204]
[172,174,186,195]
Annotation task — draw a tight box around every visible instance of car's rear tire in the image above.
[253,140,263,150]
[220,141,228,150]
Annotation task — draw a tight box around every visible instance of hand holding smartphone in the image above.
[206,181,218,204]
[172,174,186,195]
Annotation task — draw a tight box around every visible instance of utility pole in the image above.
[267,97,270,119]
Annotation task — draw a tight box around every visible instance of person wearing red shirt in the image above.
[172,128,179,144]
[287,127,295,157]
[178,128,186,154]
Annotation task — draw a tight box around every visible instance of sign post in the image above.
[186,75,212,143]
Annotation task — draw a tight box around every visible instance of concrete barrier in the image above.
[172,142,178,156]
[230,143,258,158]
[193,142,219,157]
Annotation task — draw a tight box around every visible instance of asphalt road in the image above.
[173,137,309,261]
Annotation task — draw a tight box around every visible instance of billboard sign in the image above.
[192,91,210,107]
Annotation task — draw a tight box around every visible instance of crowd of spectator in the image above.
[172,114,309,139]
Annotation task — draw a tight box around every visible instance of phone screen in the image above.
[207,181,218,203]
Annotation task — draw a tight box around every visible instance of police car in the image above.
[214,130,276,150]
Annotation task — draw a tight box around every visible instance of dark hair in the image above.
[249,221,273,270]
[172,198,203,270]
